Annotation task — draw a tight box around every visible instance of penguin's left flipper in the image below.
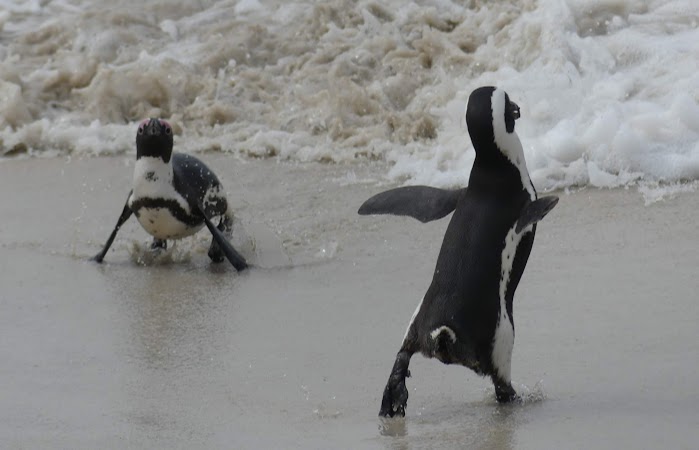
[197,205,248,272]
[358,186,463,223]
[516,196,559,233]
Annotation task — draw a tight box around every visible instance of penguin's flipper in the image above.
[197,205,248,272]
[91,193,133,263]
[516,196,559,233]
[358,186,463,223]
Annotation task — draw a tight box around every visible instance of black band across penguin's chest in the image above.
[130,197,202,226]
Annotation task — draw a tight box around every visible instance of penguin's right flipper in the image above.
[91,193,133,263]
[516,196,559,233]
[198,205,248,272]
[358,186,463,223]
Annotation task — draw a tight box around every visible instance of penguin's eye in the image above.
[159,119,172,135]
[137,118,149,135]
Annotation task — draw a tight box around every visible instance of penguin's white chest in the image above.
[491,223,532,382]
[129,157,201,240]
[135,208,203,239]
[131,158,184,203]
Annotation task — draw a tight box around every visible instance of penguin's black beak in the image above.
[144,118,163,136]
[508,101,521,120]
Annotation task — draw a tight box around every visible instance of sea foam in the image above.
[0,0,697,191]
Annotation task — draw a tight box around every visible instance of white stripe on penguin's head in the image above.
[490,88,536,200]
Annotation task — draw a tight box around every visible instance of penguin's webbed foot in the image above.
[494,381,517,403]
[208,216,231,263]
[207,242,225,263]
[151,239,167,251]
[379,374,409,418]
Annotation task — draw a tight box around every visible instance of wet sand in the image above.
[1,156,698,449]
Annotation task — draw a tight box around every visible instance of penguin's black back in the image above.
[171,153,228,219]
[407,179,534,372]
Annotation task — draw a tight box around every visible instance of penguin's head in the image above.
[136,118,174,163]
[466,86,524,166]
[466,86,535,197]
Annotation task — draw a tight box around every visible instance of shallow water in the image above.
[1,157,699,448]
[1,0,698,190]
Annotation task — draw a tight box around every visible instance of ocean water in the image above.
[0,0,698,191]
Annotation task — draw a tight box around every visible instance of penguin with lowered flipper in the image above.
[92,118,247,271]
[359,87,558,417]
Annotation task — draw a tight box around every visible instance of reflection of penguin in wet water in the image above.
[359,87,559,417]
[92,118,247,271]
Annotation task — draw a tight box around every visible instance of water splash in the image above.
[128,240,192,266]
[482,379,547,405]
[513,379,548,404]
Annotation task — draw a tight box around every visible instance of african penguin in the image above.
[358,86,558,417]
[91,118,248,271]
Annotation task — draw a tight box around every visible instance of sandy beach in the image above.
[0,155,698,449]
